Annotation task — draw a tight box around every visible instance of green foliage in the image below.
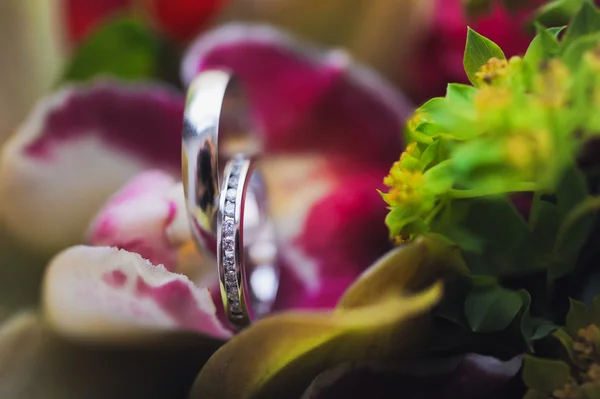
[522,355,571,394]
[535,0,588,27]
[523,297,600,399]
[384,0,600,354]
[60,17,171,84]
[464,28,506,86]
[464,280,524,332]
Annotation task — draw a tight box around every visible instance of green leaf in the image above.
[464,27,506,86]
[550,196,600,279]
[524,26,566,68]
[562,32,600,70]
[529,197,562,255]
[518,290,535,349]
[438,198,538,276]
[590,295,600,325]
[522,355,571,393]
[464,284,524,333]
[553,329,584,367]
[60,17,164,83]
[535,0,586,28]
[556,165,589,216]
[420,140,440,170]
[446,83,478,105]
[385,206,422,238]
[532,320,559,340]
[561,1,600,49]
[565,298,589,336]
[425,160,455,194]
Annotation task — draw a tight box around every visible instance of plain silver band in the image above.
[182,69,279,326]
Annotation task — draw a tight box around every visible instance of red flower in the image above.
[65,0,133,43]
[64,0,226,44]
[140,0,227,42]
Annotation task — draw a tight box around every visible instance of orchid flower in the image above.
[0,3,534,396]
[0,22,446,398]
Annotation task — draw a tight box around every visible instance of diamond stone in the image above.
[223,237,234,251]
[224,250,234,261]
[225,270,236,281]
[226,188,236,201]
[228,174,239,187]
[226,280,237,289]
[223,257,234,269]
[224,201,235,217]
[230,301,241,313]
[222,220,234,235]
[227,287,239,300]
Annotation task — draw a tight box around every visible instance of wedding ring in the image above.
[217,155,278,326]
[182,69,279,327]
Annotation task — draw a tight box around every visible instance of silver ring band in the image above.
[182,70,279,327]
[218,155,278,326]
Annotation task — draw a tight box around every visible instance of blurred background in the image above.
[0,0,538,148]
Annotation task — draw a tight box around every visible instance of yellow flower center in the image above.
[384,169,425,207]
[475,57,509,85]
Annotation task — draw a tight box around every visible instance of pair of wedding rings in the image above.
[182,70,279,328]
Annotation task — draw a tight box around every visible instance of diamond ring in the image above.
[182,70,279,327]
[218,154,278,326]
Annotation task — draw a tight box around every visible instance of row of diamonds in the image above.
[222,159,243,314]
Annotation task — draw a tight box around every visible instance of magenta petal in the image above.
[88,170,181,271]
[273,168,392,310]
[0,80,184,253]
[23,80,182,168]
[182,24,411,167]
[43,245,231,341]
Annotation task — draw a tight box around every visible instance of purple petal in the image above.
[182,23,411,167]
[0,80,184,253]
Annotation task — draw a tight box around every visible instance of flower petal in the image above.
[264,157,394,310]
[189,237,463,399]
[87,169,217,282]
[191,286,442,399]
[182,23,411,167]
[64,0,133,44]
[42,245,231,343]
[0,80,184,254]
[0,311,222,399]
[139,0,227,42]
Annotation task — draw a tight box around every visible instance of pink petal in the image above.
[0,80,184,254]
[263,157,392,310]
[42,245,231,341]
[182,23,410,167]
[87,170,179,270]
[87,170,218,283]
